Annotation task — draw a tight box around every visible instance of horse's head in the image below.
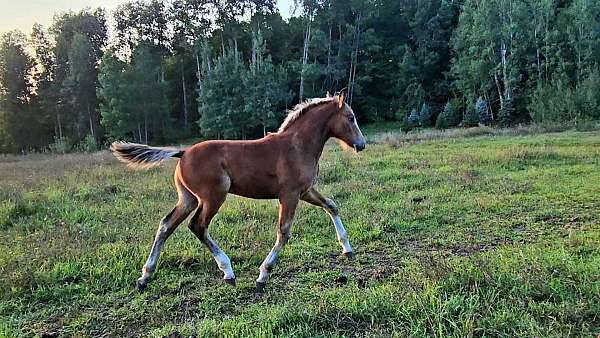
[327,91,366,152]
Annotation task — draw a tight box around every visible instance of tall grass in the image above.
[370,123,600,147]
[1,128,599,337]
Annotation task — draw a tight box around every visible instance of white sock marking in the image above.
[257,270,269,284]
[256,250,279,283]
[214,251,235,279]
[332,216,352,254]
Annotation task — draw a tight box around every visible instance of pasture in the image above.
[0,128,599,337]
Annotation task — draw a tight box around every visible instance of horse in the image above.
[110,91,366,292]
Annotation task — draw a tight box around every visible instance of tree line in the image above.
[0,0,599,153]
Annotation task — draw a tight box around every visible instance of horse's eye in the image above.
[348,115,354,122]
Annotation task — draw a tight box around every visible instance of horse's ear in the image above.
[326,91,332,98]
[338,90,347,109]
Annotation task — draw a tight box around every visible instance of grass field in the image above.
[1,127,599,337]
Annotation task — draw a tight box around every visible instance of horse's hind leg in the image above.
[301,188,353,257]
[187,193,236,285]
[137,175,198,291]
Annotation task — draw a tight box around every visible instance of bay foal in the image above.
[111,92,366,292]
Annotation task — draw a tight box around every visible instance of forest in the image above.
[0,0,599,153]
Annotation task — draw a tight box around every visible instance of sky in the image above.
[0,0,296,34]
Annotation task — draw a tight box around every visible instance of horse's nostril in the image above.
[355,142,366,151]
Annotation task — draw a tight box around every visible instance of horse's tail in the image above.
[110,142,184,170]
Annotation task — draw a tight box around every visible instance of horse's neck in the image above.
[284,109,331,161]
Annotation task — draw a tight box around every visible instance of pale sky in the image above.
[0,0,296,34]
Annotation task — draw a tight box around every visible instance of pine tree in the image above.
[198,47,247,139]
[435,110,448,129]
[476,97,492,125]
[418,103,432,127]
[449,101,462,127]
[498,97,515,127]
[408,108,420,128]
[436,102,455,129]
[463,103,479,127]
[245,30,288,136]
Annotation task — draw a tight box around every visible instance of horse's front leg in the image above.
[256,193,299,292]
[301,188,353,257]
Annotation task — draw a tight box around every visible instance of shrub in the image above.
[528,83,572,124]
[398,111,411,133]
[528,69,600,125]
[49,136,71,154]
[578,69,600,120]
[80,134,97,153]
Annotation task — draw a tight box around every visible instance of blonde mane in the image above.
[277,97,336,133]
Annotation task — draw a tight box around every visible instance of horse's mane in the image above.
[277,97,335,133]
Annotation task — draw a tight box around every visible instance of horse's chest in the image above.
[288,164,318,189]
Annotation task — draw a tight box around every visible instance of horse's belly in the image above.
[229,190,278,199]
[229,182,278,199]
[226,171,279,199]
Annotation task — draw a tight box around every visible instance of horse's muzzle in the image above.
[354,141,366,152]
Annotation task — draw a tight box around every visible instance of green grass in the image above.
[1,128,599,337]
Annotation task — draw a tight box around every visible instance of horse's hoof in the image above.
[343,251,355,259]
[223,278,236,287]
[255,281,267,293]
[334,274,348,285]
[136,279,147,293]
